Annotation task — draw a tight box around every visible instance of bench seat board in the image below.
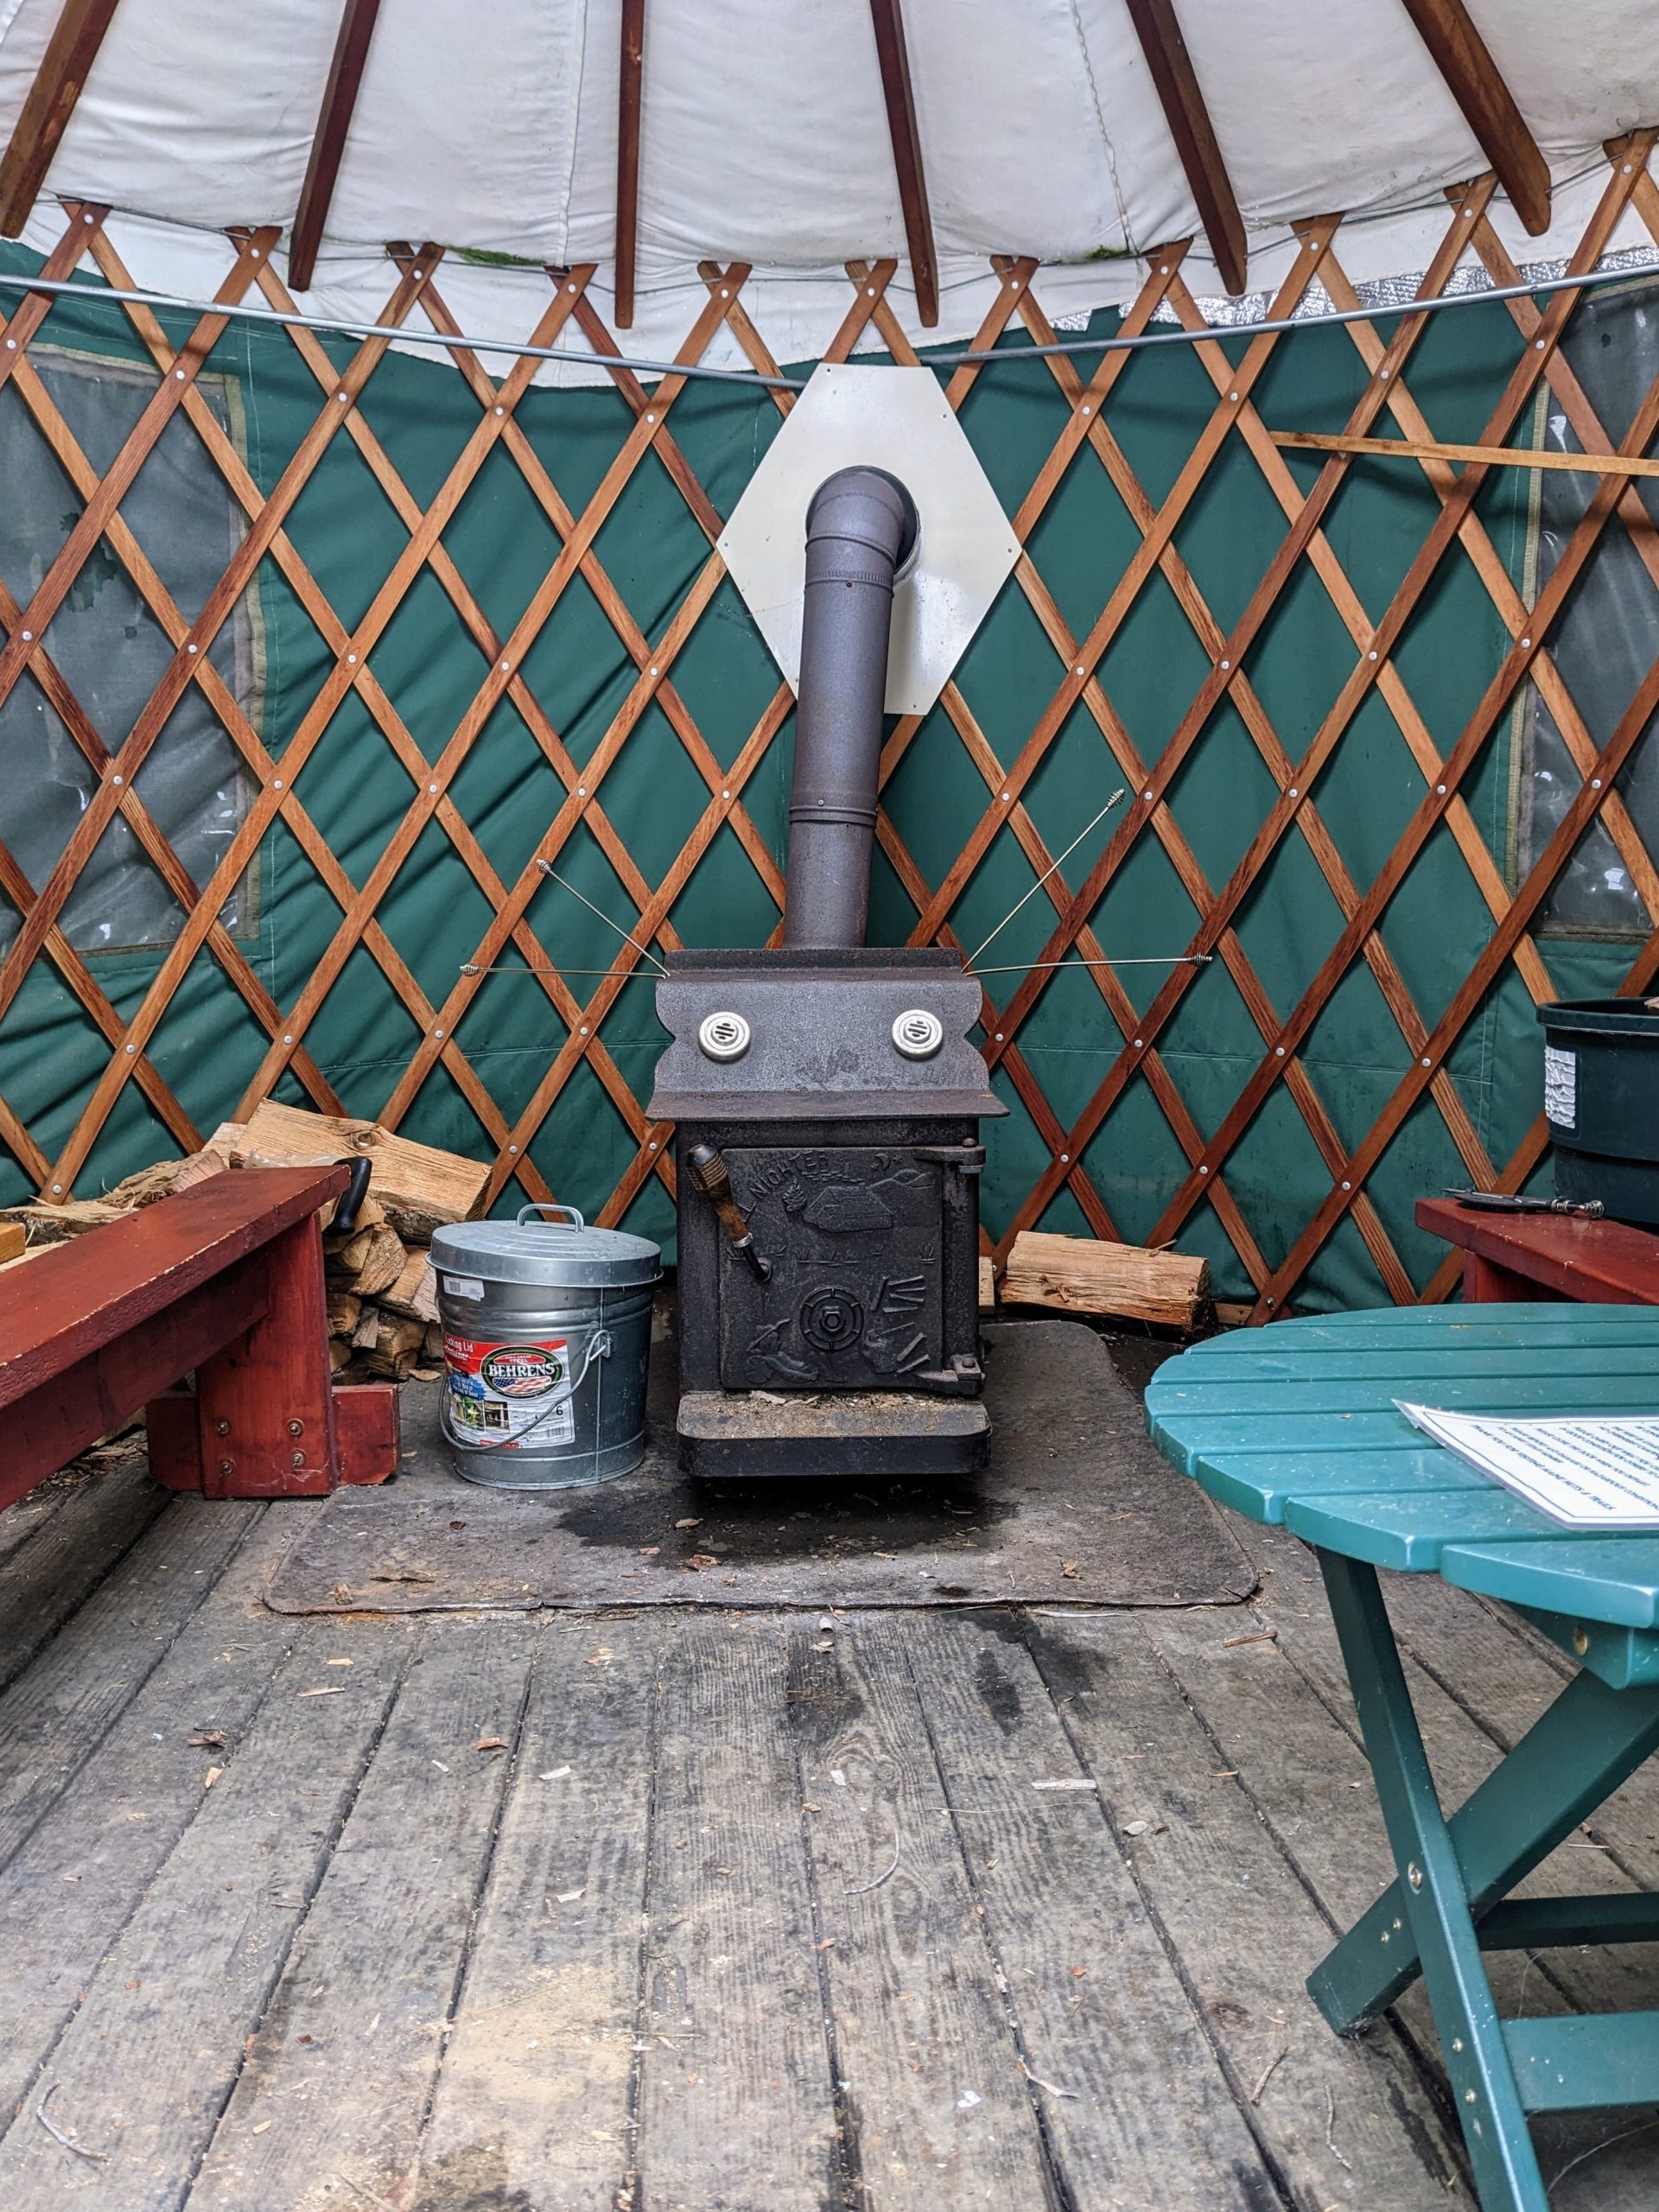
[0,1168,344,1399]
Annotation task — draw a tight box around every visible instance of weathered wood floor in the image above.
[3,1357,1659,2208]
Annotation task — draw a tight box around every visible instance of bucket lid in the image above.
[432,1205,662,1289]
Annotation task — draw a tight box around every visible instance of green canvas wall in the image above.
[0,240,1646,1311]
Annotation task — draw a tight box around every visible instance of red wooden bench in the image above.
[1416,1194,1659,1306]
[0,1166,398,1515]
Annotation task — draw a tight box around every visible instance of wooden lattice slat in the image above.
[5,147,1659,1317]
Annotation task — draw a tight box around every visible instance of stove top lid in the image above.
[432,1205,662,1289]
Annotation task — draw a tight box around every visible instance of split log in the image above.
[234,1101,488,1242]
[1,1198,126,1243]
[361,1313,428,1380]
[329,1338,355,1374]
[326,1288,363,1336]
[331,1222,408,1299]
[423,1319,445,1364]
[378,1246,439,1324]
[1002,1230,1210,1331]
[977,1255,995,1313]
[351,1304,382,1350]
[0,1221,25,1266]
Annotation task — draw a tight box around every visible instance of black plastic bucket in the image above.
[1536,998,1659,1226]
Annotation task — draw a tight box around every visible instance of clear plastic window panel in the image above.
[1518,280,1659,936]
[0,347,259,957]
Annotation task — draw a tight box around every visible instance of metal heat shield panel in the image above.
[717,1146,944,1389]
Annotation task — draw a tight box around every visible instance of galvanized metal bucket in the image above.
[430,1204,661,1489]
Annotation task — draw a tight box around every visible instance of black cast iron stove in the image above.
[648,466,1005,1479]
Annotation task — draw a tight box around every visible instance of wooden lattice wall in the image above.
[4,137,1659,1319]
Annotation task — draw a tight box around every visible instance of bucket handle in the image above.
[517,1202,587,1230]
[440,1328,613,1457]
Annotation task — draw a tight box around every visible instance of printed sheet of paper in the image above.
[1396,1402,1659,1529]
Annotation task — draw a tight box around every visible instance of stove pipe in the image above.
[782,466,919,949]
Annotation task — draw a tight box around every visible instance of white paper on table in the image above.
[1395,1402,1659,1529]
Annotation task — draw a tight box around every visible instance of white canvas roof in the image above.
[1,0,1657,378]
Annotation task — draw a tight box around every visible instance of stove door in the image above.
[718,1146,944,1390]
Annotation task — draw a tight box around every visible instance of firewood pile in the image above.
[1,1101,491,1383]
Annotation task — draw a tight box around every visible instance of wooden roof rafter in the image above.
[1397,0,1551,236]
[0,0,123,238]
[1122,0,1248,296]
[288,0,385,292]
[613,0,645,327]
[868,0,939,327]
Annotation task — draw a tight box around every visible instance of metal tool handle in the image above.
[684,1142,772,1282]
[516,1202,587,1230]
[330,1155,373,1236]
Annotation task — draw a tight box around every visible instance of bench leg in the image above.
[1463,1253,1543,1303]
[1312,1553,1550,2212]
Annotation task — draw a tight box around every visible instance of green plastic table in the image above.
[1146,1303,1659,2212]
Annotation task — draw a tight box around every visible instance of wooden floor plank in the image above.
[0,1616,411,2210]
[783,1611,1057,2210]
[0,1455,168,1695]
[0,1465,74,1568]
[1030,1605,1465,2205]
[186,1616,537,2212]
[905,1611,1274,2208]
[634,1614,840,2212]
[0,1506,301,2124]
[411,1616,665,2212]
[0,1493,265,1869]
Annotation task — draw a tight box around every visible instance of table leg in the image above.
[1313,1553,1549,2211]
[1309,1577,1659,2035]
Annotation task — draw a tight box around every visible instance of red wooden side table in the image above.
[1416,1196,1659,1306]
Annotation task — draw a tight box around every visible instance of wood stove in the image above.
[647,465,1005,1478]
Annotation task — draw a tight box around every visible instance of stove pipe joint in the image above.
[782,466,918,949]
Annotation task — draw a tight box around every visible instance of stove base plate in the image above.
[677,1389,989,1481]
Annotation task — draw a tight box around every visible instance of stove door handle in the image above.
[913,1142,986,1174]
[684,1142,773,1282]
